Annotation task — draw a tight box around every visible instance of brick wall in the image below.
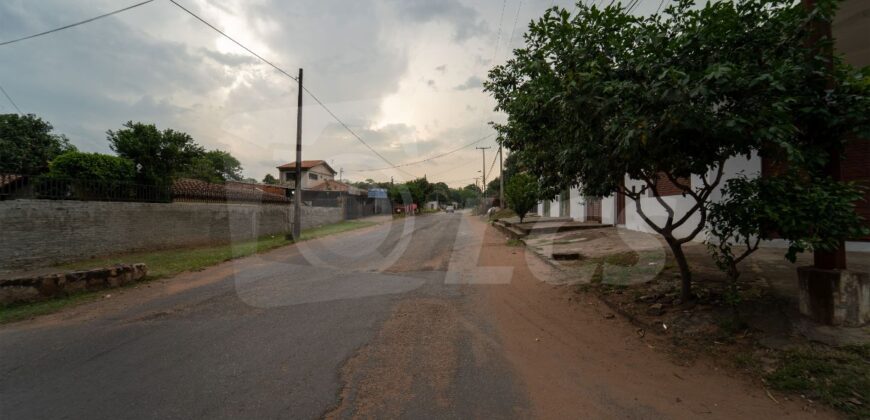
[0,200,343,271]
[843,138,870,240]
[648,172,691,197]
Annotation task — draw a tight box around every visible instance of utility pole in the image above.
[473,177,481,208]
[292,68,303,240]
[476,146,491,212]
[498,145,505,208]
[339,167,343,183]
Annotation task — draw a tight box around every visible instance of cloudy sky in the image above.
[0,0,664,187]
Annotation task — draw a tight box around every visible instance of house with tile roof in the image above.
[276,160,337,190]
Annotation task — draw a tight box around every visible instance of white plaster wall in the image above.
[622,154,762,242]
[601,194,615,225]
[569,187,585,221]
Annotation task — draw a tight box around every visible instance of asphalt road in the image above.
[0,212,527,419]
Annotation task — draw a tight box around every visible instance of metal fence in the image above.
[0,175,171,203]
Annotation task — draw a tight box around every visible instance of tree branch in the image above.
[632,189,668,236]
[642,173,675,229]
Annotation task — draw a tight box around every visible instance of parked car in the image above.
[445,205,454,213]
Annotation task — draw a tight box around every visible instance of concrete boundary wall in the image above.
[0,263,148,305]
[0,200,343,271]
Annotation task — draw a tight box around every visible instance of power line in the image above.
[429,156,479,178]
[655,0,669,14]
[490,0,507,64]
[301,85,413,176]
[487,146,499,180]
[168,0,299,82]
[349,133,496,172]
[168,0,418,179]
[0,0,155,47]
[505,0,524,59]
[0,84,23,115]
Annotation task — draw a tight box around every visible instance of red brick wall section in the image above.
[648,172,691,197]
[843,137,870,240]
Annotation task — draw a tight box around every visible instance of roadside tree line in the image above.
[351,177,484,211]
[0,114,245,187]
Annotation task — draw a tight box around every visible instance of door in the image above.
[586,197,601,222]
[559,190,570,217]
[616,189,626,225]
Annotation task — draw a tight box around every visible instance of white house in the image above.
[536,152,869,251]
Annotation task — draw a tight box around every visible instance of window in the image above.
[309,173,319,181]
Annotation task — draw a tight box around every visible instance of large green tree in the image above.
[182,149,243,183]
[47,151,135,181]
[107,121,204,185]
[405,177,434,207]
[485,0,870,300]
[0,114,76,174]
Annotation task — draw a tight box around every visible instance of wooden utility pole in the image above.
[292,68,303,240]
[476,146,491,212]
[498,145,505,208]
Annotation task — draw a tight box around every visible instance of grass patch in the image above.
[489,208,517,221]
[506,238,523,247]
[0,291,105,324]
[765,344,870,418]
[59,220,376,279]
[0,220,377,324]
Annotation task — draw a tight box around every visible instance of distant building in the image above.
[276,160,337,190]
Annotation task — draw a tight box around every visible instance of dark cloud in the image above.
[0,0,506,182]
[455,75,483,91]
[388,0,486,41]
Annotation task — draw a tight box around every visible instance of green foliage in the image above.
[766,344,870,418]
[431,181,451,203]
[485,176,500,198]
[0,114,76,174]
[405,177,434,206]
[708,172,868,281]
[262,174,278,184]
[1,220,377,324]
[458,183,481,208]
[505,173,539,222]
[107,122,245,185]
[107,121,204,185]
[47,151,135,181]
[181,149,243,183]
[485,0,870,299]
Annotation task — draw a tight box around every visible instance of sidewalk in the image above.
[519,226,870,345]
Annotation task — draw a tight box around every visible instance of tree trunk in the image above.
[667,239,692,301]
